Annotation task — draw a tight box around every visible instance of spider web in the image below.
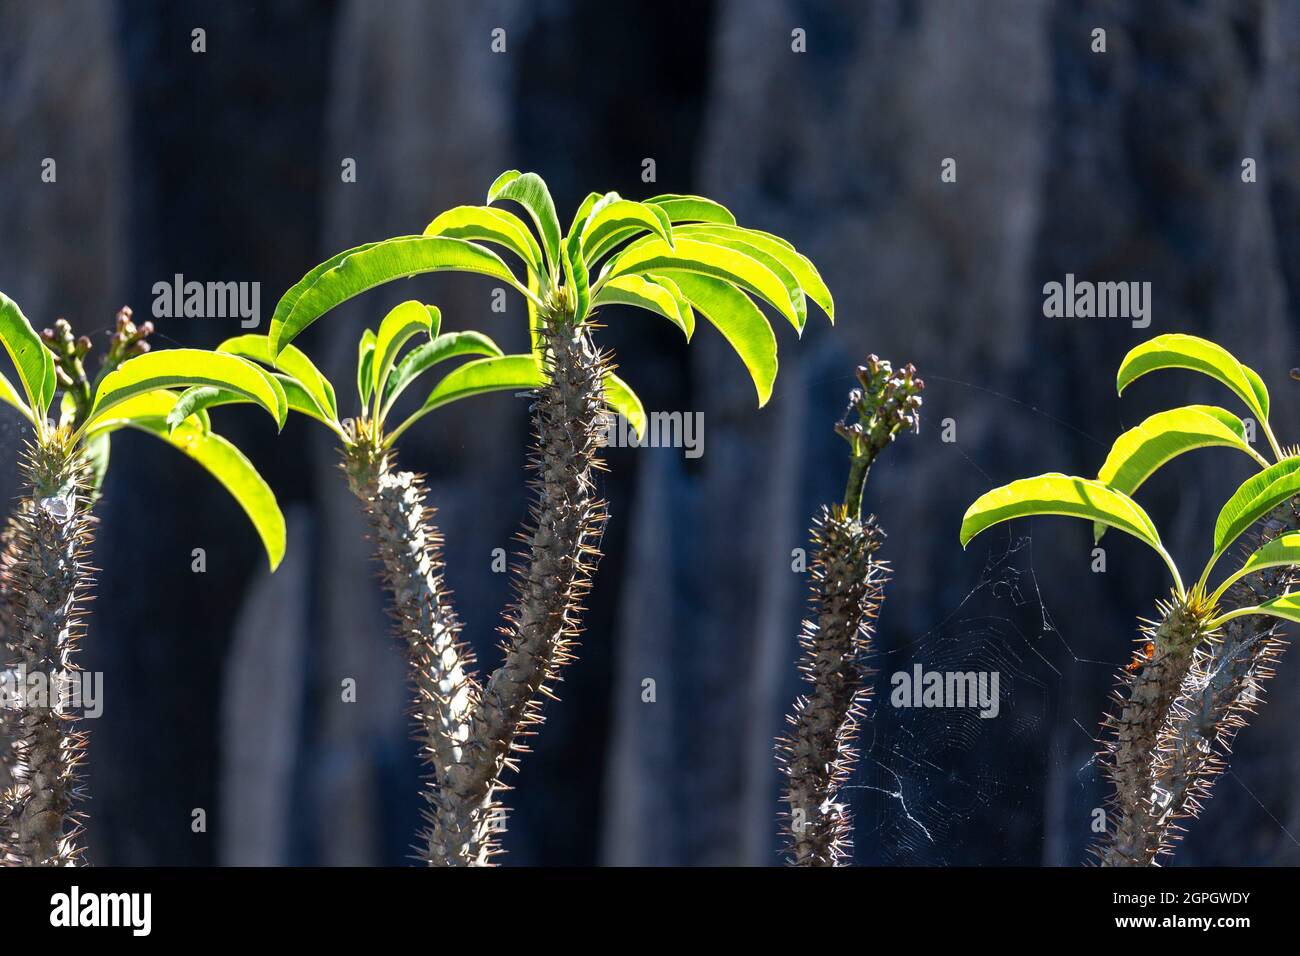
[847,531,1101,866]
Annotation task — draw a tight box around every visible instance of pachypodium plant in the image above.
[268,170,834,864]
[169,306,543,864]
[778,357,922,866]
[960,334,1300,866]
[0,293,286,866]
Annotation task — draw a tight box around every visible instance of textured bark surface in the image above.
[1097,601,1207,866]
[778,507,885,866]
[460,317,608,861]
[0,513,22,796]
[345,446,485,866]
[1138,497,1300,862]
[337,312,606,867]
[5,437,95,866]
[0,515,20,862]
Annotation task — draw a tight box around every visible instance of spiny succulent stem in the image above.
[347,305,608,866]
[779,358,922,866]
[343,436,486,866]
[6,430,95,866]
[1097,595,1210,866]
[455,308,608,863]
[1121,495,1300,864]
[779,507,885,865]
[1,509,21,771]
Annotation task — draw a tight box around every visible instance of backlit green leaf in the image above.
[386,353,544,445]
[381,330,505,417]
[83,388,211,437]
[603,371,645,440]
[664,229,806,332]
[423,205,544,281]
[645,194,736,225]
[169,375,340,438]
[677,224,833,323]
[127,416,285,570]
[1093,406,1265,542]
[0,370,34,424]
[667,272,776,407]
[1211,591,1300,629]
[0,291,56,418]
[1210,532,1300,604]
[357,328,376,408]
[269,236,527,356]
[419,353,545,413]
[373,301,434,401]
[487,171,562,281]
[218,335,338,422]
[592,274,692,339]
[960,473,1180,590]
[1117,334,1269,425]
[604,237,801,332]
[87,349,285,431]
[580,200,674,262]
[1207,456,1300,577]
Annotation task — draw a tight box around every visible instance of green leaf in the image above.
[1117,334,1269,425]
[677,224,833,323]
[373,301,434,401]
[960,473,1180,590]
[87,349,286,431]
[83,388,211,437]
[604,237,801,332]
[645,194,736,225]
[1206,456,1300,579]
[667,272,777,407]
[602,371,645,440]
[487,171,562,281]
[646,273,695,339]
[580,199,674,260]
[169,376,340,434]
[423,205,544,281]
[563,232,591,323]
[0,291,56,419]
[1093,406,1266,542]
[583,224,655,266]
[217,335,338,422]
[1210,532,1300,604]
[381,330,505,416]
[0,369,34,424]
[1211,591,1300,629]
[592,274,692,339]
[569,190,618,236]
[664,229,806,332]
[269,236,527,356]
[268,239,381,338]
[83,430,111,501]
[386,353,544,445]
[1243,365,1270,424]
[357,328,376,408]
[420,353,544,412]
[126,417,285,570]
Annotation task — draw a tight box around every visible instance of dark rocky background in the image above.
[0,0,1297,865]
